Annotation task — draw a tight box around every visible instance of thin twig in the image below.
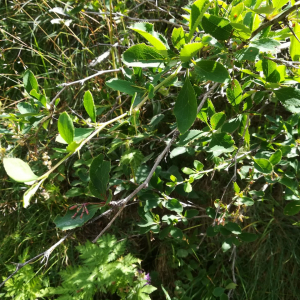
[197,82,220,113]
[263,56,300,69]
[92,130,180,243]
[228,245,237,299]
[250,1,300,40]
[58,68,122,87]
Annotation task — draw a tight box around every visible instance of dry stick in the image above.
[92,130,180,243]
[197,82,220,114]
[250,1,300,40]
[0,231,74,289]
[85,11,188,28]
[58,68,122,87]
[263,56,300,69]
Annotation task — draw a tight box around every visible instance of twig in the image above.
[250,1,300,40]
[58,68,122,87]
[228,245,237,299]
[92,130,180,243]
[85,11,188,28]
[263,56,300,69]
[197,82,220,113]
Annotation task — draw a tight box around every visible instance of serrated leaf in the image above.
[210,112,226,129]
[284,201,300,216]
[106,78,144,96]
[226,79,243,106]
[231,23,251,39]
[269,149,282,165]
[23,69,38,93]
[90,154,110,200]
[195,60,230,83]
[165,198,183,213]
[171,26,185,50]
[253,158,273,174]
[83,90,96,122]
[58,112,74,144]
[180,43,203,62]
[174,75,197,134]
[130,23,169,54]
[122,43,165,68]
[3,158,39,182]
[208,132,235,157]
[290,22,300,61]
[54,205,99,230]
[188,0,211,42]
[202,14,233,40]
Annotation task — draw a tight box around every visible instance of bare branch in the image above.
[263,56,300,69]
[250,1,300,40]
[58,68,122,87]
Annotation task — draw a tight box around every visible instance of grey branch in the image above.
[250,1,300,40]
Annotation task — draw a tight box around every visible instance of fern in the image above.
[41,234,156,299]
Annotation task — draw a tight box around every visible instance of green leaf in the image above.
[23,179,45,208]
[171,26,185,50]
[195,61,230,83]
[122,43,165,68]
[230,3,244,21]
[170,147,187,158]
[226,282,238,289]
[221,116,241,133]
[253,158,273,174]
[284,201,300,216]
[213,287,225,297]
[130,23,169,54]
[269,149,282,165]
[290,23,300,61]
[210,112,226,130]
[177,249,189,257]
[58,112,74,144]
[106,78,145,96]
[250,38,281,53]
[239,232,258,242]
[222,240,232,252]
[174,75,197,134]
[208,133,235,157]
[233,182,240,193]
[225,222,242,234]
[170,227,183,239]
[226,79,243,106]
[180,43,203,62]
[273,0,289,10]
[274,87,300,113]
[23,69,38,93]
[184,182,193,193]
[165,198,183,213]
[231,23,251,39]
[262,59,280,83]
[161,285,172,300]
[202,14,233,40]
[185,209,199,218]
[194,160,204,171]
[83,90,96,122]
[54,205,99,230]
[220,294,229,300]
[3,158,39,183]
[235,47,259,62]
[188,0,211,42]
[90,154,111,200]
[235,197,254,206]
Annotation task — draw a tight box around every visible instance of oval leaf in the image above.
[106,78,144,96]
[83,90,96,122]
[3,158,39,182]
[210,112,226,130]
[23,179,45,208]
[54,205,99,230]
[284,200,300,216]
[253,158,273,174]
[165,198,183,213]
[58,112,74,144]
[202,14,233,40]
[90,154,111,200]
[174,75,197,134]
[226,79,243,106]
[195,61,230,83]
[269,149,282,165]
[23,69,38,93]
[180,43,203,63]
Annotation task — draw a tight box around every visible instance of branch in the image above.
[92,130,180,243]
[263,56,300,69]
[250,1,300,40]
[197,82,220,113]
[58,68,122,87]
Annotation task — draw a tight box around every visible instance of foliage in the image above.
[1,0,300,299]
